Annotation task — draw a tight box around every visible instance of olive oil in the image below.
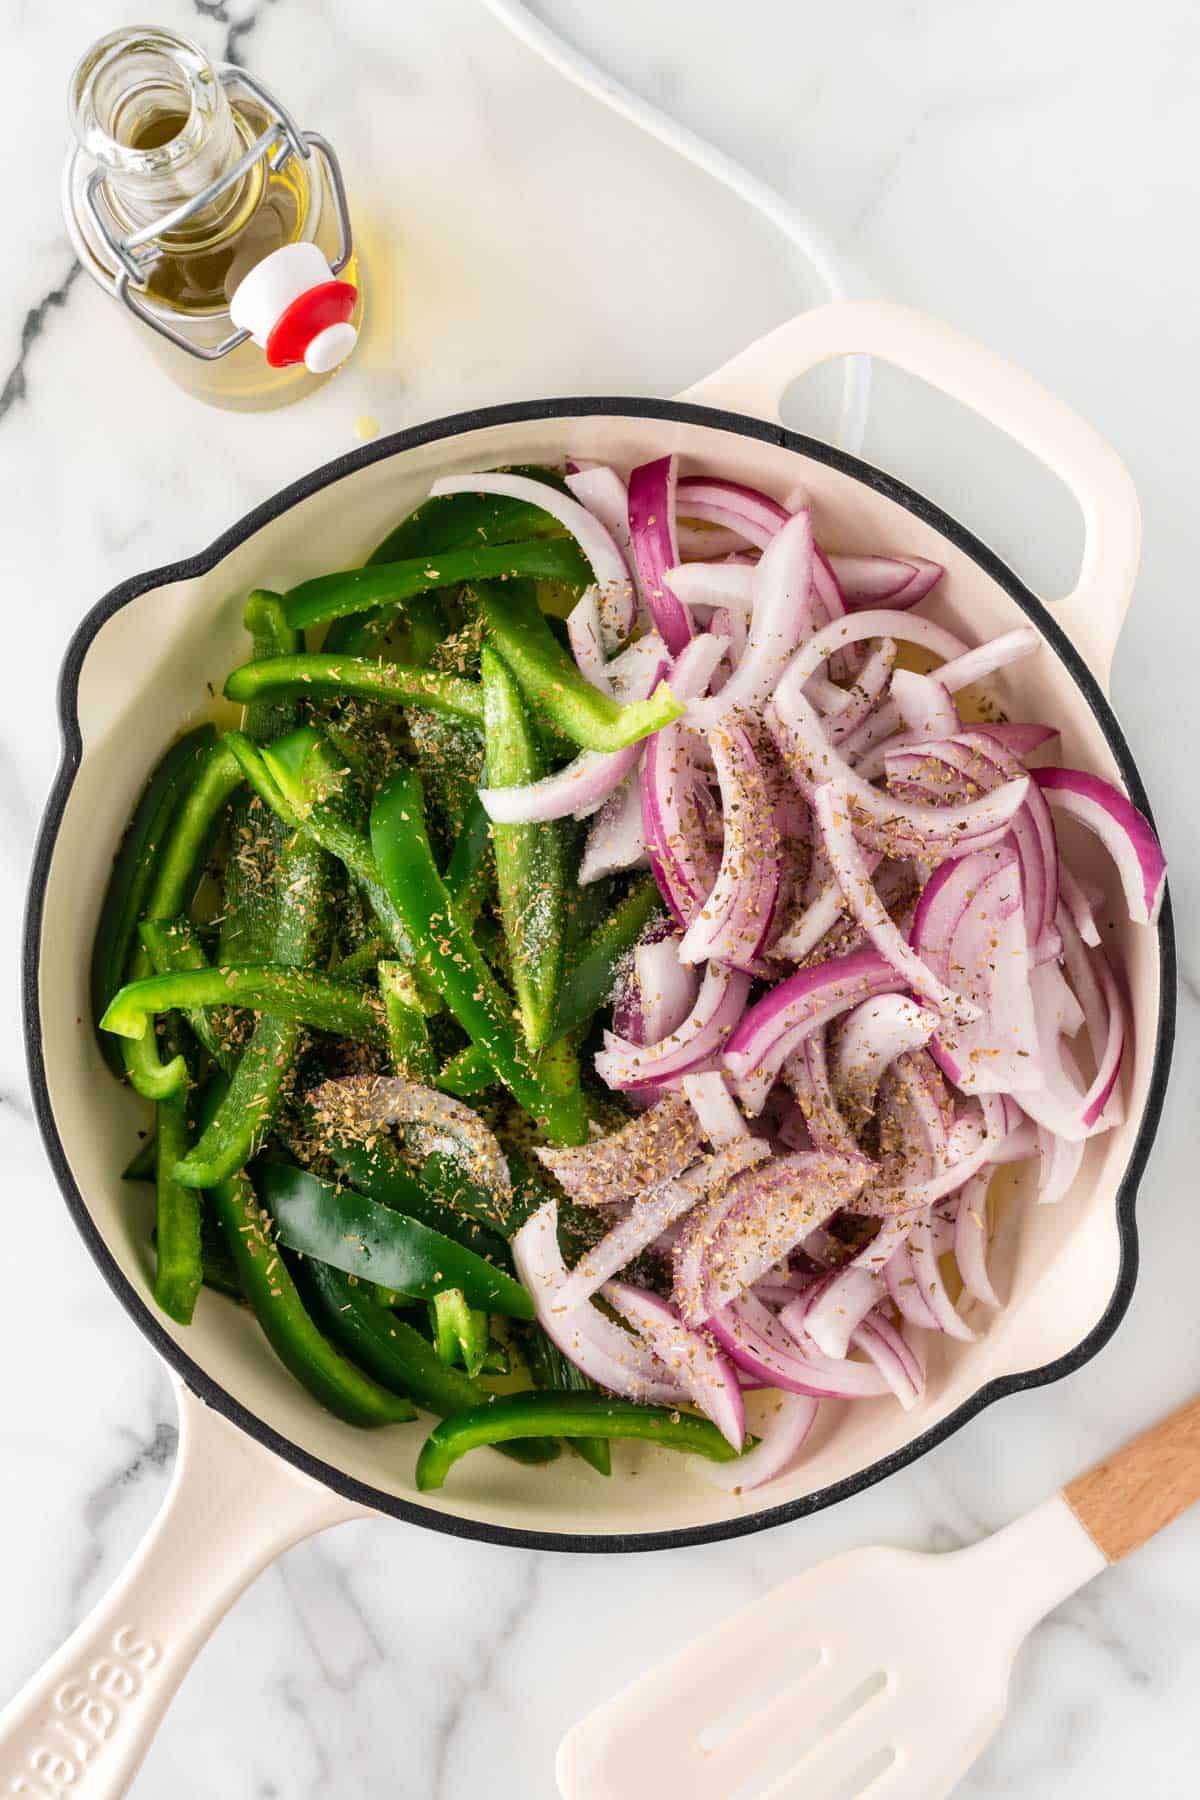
[64,27,361,409]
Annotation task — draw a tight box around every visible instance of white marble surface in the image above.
[2,1,1199,1794]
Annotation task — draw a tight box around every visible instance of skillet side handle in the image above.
[677,300,1141,692]
[0,1381,365,1800]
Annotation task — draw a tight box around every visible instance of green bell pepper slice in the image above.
[138,918,239,1075]
[479,581,683,751]
[522,1326,611,1477]
[257,1162,535,1320]
[283,538,589,632]
[551,875,663,1043]
[415,1392,742,1491]
[481,646,565,1053]
[369,768,588,1145]
[153,1082,203,1325]
[224,654,484,726]
[101,964,384,1049]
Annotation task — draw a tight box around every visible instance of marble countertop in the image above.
[3,1,1198,1794]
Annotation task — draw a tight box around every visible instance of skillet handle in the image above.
[0,1380,365,1799]
[677,300,1140,692]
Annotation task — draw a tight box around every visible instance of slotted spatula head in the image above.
[557,1497,1106,1800]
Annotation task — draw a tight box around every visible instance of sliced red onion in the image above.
[674,475,788,549]
[907,1211,976,1341]
[566,591,611,690]
[679,721,782,970]
[954,1171,1001,1306]
[564,463,645,621]
[813,782,976,1021]
[1033,767,1166,925]
[910,846,1041,1094]
[826,638,898,746]
[431,470,635,650]
[681,1071,749,1146]
[1058,861,1102,947]
[676,1151,870,1322]
[689,1391,819,1491]
[709,1292,890,1399]
[605,628,669,698]
[662,560,754,614]
[827,553,945,610]
[1035,1123,1085,1206]
[771,673,1028,861]
[307,1075,510,1196]
[890,668,959,739]
[853,1093,1006,1213]
[556,1139,769,1312]
[628,455,691,655]
[883,1241,938,1328]
[781,1033,858,1156]
[511,1201,686,1402]
[797,1216,913,1358]
[687,510,816,728]
[841,625,1041,765]
[535,1090,703,1207]
[579,772,647,883]
[834,994,938,1124]
[676,521,755,559]
[636,934,700,1044]
[596,960,752,1091]
[851,1310,926,1408]
[1056,907,1126,1130]
[725,948,908,1115]
[770,860,877,965]
[604,1281,746,1449]
[640,727,716,927]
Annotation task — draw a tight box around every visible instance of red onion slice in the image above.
[841,625,1041,765]
[851,1310,926,1408]
[798,1217,914,1358]
[663,560,755,614]
[636,935,700,1044]
[628,455,691,655]
[596,961,752,1091]
[826,639,898,745]
[579,773,647,883]
[725,948,908,1115]
[511,1201,687,1402]
[890,668,959,739]
[678,720,782,971]
[1033,767,1166,925]
[681,1071,749,1146]
[566,591,611,690]
[709,1293,890,1399]
[431,470,635,650]
[687,510,816,728]
[781,1033,858,1156]
[883,1240,938,1329]
[1035,1124,1085,1206]
[565,463,646,623]
[676,1150,870,1322]
[953,1171,1001,1305]
[814,782,976,1021]
[1058,861,1102,947]
[556,1139,770,1312]
[535,1090,703,1208]
[604,1281,746,1449]
[827,553,945,610]
[689,1391,819,1491]
[674,476,788,549]
[834,994,938,1123]
[906,1211,976,1341]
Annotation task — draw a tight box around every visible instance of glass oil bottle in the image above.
[63,26,362,410]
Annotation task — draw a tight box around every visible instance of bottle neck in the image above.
[68,26,260,250]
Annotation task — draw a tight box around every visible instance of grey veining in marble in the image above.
[2,1,1198,1795]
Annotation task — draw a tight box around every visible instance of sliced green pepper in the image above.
[225,654,484,726]
[101,963,383,1048]
[328,1135,512,1266]
[482,646,565,1053]
[438,1041,495,1098]
[479,581,682,751]
[121,739,245,1100]
[241,589,303,743]
[415,1392,742,1491]
[369,769,588,1145]
[257,1162,535,1319]
[430,1288,490,1378]
[209,1149,415,1427]
[283,539,589,632]
[139,918,238,1074]
[173,834,332,1189]
[551,875,663,1043]
[378,960,436,1080]
[522,1326,611,1477]
[294,1260,558,1462]
[91,726,217,1076]
[154,1084,202,1325]
[442,791,493,929]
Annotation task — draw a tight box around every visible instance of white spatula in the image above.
[558,1396,1200,1800]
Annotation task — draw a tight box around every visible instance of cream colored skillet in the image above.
[8,302,1175,1795]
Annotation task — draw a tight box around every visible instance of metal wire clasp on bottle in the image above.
[74,64,354,363]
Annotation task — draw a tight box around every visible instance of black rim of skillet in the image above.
[23,397,1177,1555]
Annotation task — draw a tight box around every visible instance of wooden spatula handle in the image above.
[1064,1396,1200,1562]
